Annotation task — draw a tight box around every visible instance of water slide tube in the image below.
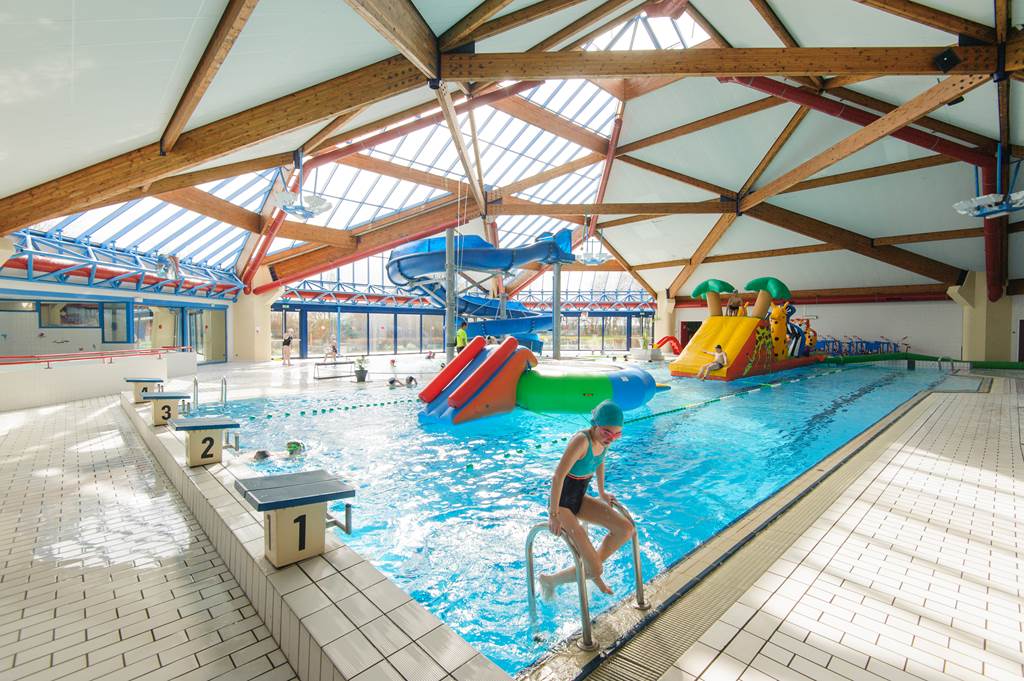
[387,231,575,340]
[654,336,682,355]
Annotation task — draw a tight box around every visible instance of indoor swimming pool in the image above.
[196,364,980,674]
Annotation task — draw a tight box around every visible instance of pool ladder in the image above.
[524,499,648,651]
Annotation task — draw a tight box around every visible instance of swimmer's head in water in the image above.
[285,441,305,455]
[254,450,270,460]
[590,400,623,444]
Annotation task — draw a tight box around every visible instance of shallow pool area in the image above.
[196,364,980,674]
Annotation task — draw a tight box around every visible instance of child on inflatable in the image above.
[697,345,728,380]
[540,400,634,598]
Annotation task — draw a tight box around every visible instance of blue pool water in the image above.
[198,364,979,674]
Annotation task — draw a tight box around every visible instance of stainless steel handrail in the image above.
[525,523,597,651]
[608,499,649,611]
[220,376,228,405]
[193,377,200,406]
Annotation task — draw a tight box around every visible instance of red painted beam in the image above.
[240,172,299,290]
[724,76,994,167]
[3,257,237,293]
[726,75,1004,300]
[980,164,1007,302]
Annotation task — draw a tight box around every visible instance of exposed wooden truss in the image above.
[748,0,822,89]
[739,75,990,211]
[783,155,955,194]
[0,55,424,235]
[489,200,727,216]
[616,97,784,154]
[344,0,438,78]
[457,0,587,47]
[441,46,1002,81]
[436,83,488,216]
[439,0,516,51]
[158,188,356,249]
[161,0,259,154]
[669,102,810,296]
[852,0,996,43]
[301,108,365,155]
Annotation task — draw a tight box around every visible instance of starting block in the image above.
[124,377,164,403]
[235,470,355,568]
[169,416,240,466]
[141,392,190,426]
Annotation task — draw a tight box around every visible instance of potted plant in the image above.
[353,356,368,383]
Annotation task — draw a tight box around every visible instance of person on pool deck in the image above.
[697,344,727,380]
[455,321,469,353]
[540,400,634,598]
[282,328,296,367]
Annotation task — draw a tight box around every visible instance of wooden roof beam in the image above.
[667,214,738,297]
[344,0,438,78]
[783,155,955,193]
[748,0,822,89]
[676,283,951,305]
[0,54,423,235]
[739,75,990,212]
[441,46,999,81]
[161,0,259,154]
[454,0,587,48]
[852,0,996,43]
[489,200,727,216]
[434,83,487,216]
[440,0,517,51]
[595,230,658,298]
[158,188,356,248]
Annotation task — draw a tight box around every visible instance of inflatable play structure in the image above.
[669,277,823,381]
[654,336,682,355]
[418,336,667,424]
[387,230,575,349]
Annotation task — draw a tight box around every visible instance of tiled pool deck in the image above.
[1,360,1021,681]
[648,380,1024,681]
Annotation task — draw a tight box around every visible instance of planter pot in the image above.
[629,348,663,361]
[354,369,368,382]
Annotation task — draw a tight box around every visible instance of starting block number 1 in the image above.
[264,504,325,567]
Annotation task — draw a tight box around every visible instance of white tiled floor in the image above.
[661,388,1024,681]
[0,397,296,681]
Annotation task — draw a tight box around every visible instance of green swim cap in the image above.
[591,400,623,427]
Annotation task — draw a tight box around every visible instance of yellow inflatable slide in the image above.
[669,277,823,381]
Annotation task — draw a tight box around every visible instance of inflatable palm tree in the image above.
[745,277,792,318]
[691,279,737,317]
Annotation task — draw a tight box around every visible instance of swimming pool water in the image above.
[197,364,979,674]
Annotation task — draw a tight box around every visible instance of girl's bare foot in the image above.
[593,575,613,595]
[539,574,556,601]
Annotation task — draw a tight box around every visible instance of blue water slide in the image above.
[386,230,575,340]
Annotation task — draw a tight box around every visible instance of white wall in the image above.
[0,355,170,411]
[673,300,964,358]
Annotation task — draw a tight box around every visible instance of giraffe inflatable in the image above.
[769,303,788,361]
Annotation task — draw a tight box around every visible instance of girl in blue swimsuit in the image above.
[541,400,634,597]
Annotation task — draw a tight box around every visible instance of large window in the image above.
[39,302,99,328]
[579,314,603,351]
[102,303,129,343]
[422,315,443,351]
[369,313,394,354]
[397,314,420,352]
[631,315,653,349]
[560,315,578,351]
[134,305,153,349]
[307,311,336,358]
[340,313,368,355]
[271,310,299,358]
[604,316,628,351]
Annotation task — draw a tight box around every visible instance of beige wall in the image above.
[949,272,1012,361]
[231,290,275,362]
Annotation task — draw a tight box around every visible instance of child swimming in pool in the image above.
[540,400,634,598]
